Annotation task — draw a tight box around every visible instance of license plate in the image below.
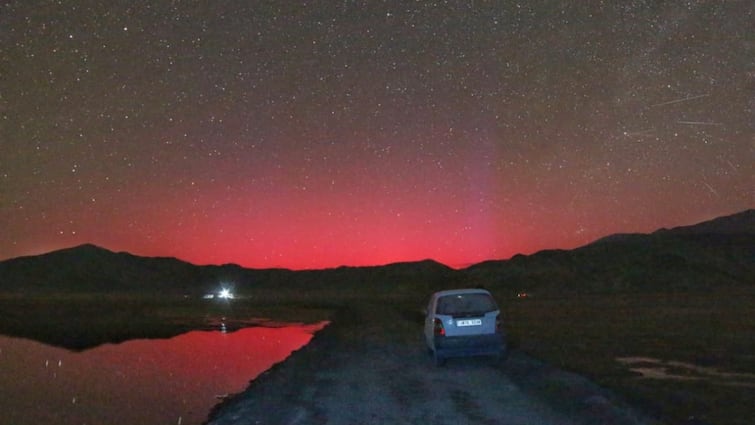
[456,319,482,327]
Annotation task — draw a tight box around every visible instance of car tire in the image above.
[433,350,446,367]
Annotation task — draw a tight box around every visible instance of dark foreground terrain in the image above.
[3,289,752,425]
[207,302,651,425]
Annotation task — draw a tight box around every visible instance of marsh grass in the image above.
[500,288,755,425]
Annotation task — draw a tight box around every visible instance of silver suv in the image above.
[424,288,506,366]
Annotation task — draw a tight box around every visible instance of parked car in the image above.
[424,288,506,366]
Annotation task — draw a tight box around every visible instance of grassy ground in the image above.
[500,288,755,425]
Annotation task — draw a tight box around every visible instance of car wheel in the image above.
[433,351,445,367]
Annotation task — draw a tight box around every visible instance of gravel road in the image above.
[206,303,653,425]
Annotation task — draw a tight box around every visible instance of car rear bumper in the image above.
[434,333,505,358]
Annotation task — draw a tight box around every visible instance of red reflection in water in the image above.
[0,323,327,425]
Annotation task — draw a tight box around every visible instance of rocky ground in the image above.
[205,303,654,425]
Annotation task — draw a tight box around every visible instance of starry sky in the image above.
[1,1,752,270]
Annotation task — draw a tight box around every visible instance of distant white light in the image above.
[218,288,234,299]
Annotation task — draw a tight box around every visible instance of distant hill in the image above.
[464,209,755,294]
[0,209,752,296]
[0,244,267,295]
[0,243,455,297]
[657,209,755,236]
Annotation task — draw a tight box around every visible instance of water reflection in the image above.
[0,322,327,425]
[616,356,755,387]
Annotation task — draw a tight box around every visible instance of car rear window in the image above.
[436,293,497,316]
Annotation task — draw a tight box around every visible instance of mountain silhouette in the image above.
[465,209,754,293]
[0,209,752,295]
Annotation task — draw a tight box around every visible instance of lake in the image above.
[0,322,327,425]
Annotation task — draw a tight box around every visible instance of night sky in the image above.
[1,1,752,270]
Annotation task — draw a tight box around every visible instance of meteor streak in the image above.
[651,93,709,107]
[676,121,722,126]
[703,182,719,197]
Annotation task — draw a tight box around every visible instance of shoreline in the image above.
[204,308,347,424]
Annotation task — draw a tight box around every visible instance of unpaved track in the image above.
[206,304,651,425]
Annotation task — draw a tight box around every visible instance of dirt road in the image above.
[206,303,652,425]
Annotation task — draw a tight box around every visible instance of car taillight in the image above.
[433,318,445,336]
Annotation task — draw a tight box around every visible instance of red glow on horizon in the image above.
[6,185,733,271]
